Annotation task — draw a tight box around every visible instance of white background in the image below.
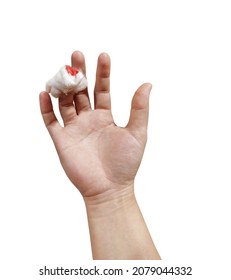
[0,0,230,279]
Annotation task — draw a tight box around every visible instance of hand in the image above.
[39,51,151,199]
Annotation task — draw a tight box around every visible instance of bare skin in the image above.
[39,51,160,260]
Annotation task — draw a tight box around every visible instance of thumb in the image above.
[126,83,151,134]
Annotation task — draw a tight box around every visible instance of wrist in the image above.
[83,184,136,218]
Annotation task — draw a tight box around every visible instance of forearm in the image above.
[84,186,161,260]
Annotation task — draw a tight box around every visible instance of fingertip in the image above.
[39,91,46,104]
[39,91,52,114]
[71,50,86,74]
[96,53,111,80]
[146,82,152,91]
[131,83,152,111]
[98,52,111,68]
[145,82,152,89]
[98,52,110,59]
[139,83,152,96]
[39,91,48,100]
[71,50,84,61]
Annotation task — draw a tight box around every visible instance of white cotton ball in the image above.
[46,65,88,98]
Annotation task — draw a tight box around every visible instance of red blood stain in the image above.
[65,65,79,76]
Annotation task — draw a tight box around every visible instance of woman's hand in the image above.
[39,51,151,199]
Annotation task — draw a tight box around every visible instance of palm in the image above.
[40,51,151,198]
[56,109,144,196]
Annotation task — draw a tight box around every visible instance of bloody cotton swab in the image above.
[46,65,88,98]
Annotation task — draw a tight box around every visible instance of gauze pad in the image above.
[46,65,88,98]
